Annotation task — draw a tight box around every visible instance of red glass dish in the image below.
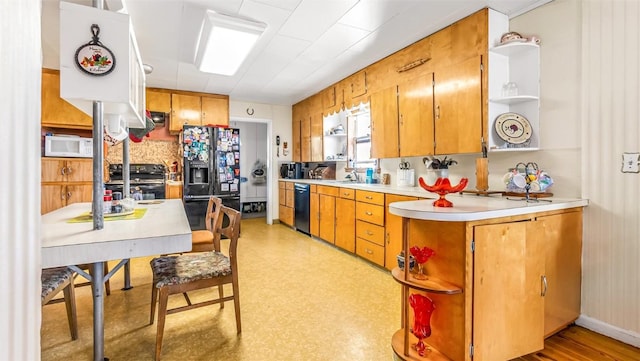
[418,176,469,207]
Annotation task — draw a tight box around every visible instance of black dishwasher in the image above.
[294,183,310,235]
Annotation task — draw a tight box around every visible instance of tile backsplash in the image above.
[105,139,181,166]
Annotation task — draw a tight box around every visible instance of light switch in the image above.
[621,152,640,173]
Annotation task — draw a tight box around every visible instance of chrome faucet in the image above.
[346,170,360,182]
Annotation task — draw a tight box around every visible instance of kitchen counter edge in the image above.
[279,178,588,222]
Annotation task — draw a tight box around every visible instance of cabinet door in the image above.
[146,89,171,113]
[318,194,335,243]
[66,184,93,205]
[309,191,320,237]
[370,86,399,158]
[399,73,434,157]
[300,117,311,162]
[65,159,93,182]
[41,70,92,129]
[540,211,583,336]
[41,184,66,214]
[384,194,417,270]
[310,112,324,162]
[473,221,544,360]
[201,96,229,126]
[434,55,482,154]
[170,93,201,132]
[349,70,367,99]
[292,117,301,162]
[335,198,355,252]
[42,158,67,183]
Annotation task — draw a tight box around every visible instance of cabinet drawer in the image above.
[339,187,355,199]
[279,190,286,205]
[309,184,317,193]
[356,238,385,267]
[356,190,384,205]
[279,181,286,190]
[356,202,385,226]
[285,182,294,190]
[317,185,339,196]
[285,189,294,208]
[356,220,385,246]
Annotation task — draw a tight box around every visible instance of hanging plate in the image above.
[494,112,532,144]
[75,24,116,76]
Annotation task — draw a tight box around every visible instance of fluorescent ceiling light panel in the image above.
[195,11,266,76]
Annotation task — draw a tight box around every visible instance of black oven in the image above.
[105,163,166,199]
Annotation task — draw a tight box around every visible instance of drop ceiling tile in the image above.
[338,0,408,31]
[278,0,359,42]
[299,23,370,64]
[251,0,302,11]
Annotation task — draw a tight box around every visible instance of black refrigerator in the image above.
[182,125,241,230]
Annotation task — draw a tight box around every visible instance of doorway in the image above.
[229,118,273,224]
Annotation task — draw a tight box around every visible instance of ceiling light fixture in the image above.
[194,11,266,76]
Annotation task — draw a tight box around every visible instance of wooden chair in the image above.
[189,196,223,253]
[149,206,242,361]
[41,267,78,340]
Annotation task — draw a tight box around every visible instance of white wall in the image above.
[1,0,42,359]
[577,0,640,347]
[229,121,268,204]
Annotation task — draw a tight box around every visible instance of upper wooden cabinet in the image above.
[344,70,367,108]
[370,86,399,159]
[168,92,229,133]
[201,95,229,127]
[398,73,435,157]
[292,8,493,159]
[41,69,92,129]
[146,88,171,113]
[310,112,324,162]
[434,56,483,154]
[170,93,202,132]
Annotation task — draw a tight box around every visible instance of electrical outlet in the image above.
[621,152,640,173]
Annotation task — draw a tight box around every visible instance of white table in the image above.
[41,199,192,361]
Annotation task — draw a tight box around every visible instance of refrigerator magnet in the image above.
[230,184,238,192]
[221,184,229,192]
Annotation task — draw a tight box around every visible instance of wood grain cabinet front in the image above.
[41,157,93,214]
[41,69,92,129]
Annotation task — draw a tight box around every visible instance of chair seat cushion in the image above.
[41,267,74,301]
[150,252,231,288]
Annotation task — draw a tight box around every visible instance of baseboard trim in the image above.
[576,315,640,348]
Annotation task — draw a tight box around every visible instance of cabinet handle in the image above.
[541,275,548,296]
[436,105,441,119]
[386,233,390,244]
[60,167,67,176]
[66,166,73,175]
[366,196,373,199]
[399,113,404,126]
[365,248,373,254]
[365,211,373,216]
[366,230,373,236]
[66,191,72,200]
[60,191,66,200]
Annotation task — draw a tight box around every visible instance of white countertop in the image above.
[388,194,588,221]
[279,178,588,222]
[41,199,192,268]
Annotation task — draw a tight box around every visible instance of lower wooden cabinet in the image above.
[166,182,183,199]
[278,181,294,226]
[318,186,338,243]
[392,208,583,361]
[384,194,418,270]
[41,157,93,214]
[335,188,355,252]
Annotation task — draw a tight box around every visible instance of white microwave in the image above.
[44,135,93,158]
